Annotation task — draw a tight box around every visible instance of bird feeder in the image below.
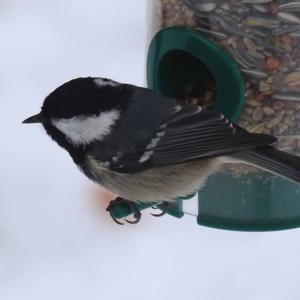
[109,0,300,230]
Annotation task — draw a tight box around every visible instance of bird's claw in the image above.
[106,197,142,225]
[111,217,125,225]
[151,210,166,217]
[125,210,142,224]
[124,201,142,224]
[106,198,170,224]
[151,202,170,217]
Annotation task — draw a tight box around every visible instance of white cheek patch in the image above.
[51,109,120,145]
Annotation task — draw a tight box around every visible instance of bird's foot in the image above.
[106,197,142,225]
[151,201,170,217]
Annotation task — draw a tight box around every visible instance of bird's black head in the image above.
[23,77,131,163]
[43,77,130,119]
[23,77,131,124]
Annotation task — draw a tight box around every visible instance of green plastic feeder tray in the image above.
[146,26,300,231]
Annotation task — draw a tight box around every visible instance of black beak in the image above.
[22,113,45,124]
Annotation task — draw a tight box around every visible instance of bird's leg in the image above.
[151,201,170,217]
[106,197,142,225]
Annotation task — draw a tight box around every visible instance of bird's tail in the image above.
[232,146,300,183]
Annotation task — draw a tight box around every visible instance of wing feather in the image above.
[151,106,277,166]
[88,85,277,173]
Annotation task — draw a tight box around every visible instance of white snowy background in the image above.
[1,1,300,299]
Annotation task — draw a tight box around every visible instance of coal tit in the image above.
[23,77,300,224]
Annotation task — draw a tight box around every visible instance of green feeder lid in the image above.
[147,26,245,122]
[146,26,300,231]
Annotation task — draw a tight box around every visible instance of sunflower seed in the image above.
[284,115,296,126]
[228,47,256,68]
[252,107,264,121]
[283,71,300,85]
[273,92,300,101]
[240,69,268,79]
[259,81,271,92]
[272,24,300,36]
[253,4,268,13]
[266,116,284,128]
[195,2,216,12]
[195,27,227,39]
[246,49,265,60]
[242,0,272,3]
[219,19,252,37]
[278,12,300,24]
[279,2,300,11]
[263,107,275,116]
[243,37,257,51]
[246,99,264,107]
[247,122,268,133]
[243,17,280,28]
[249,28,268,37]
[290,31,300,37]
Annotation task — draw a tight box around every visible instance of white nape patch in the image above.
[195,106,202,113]
[94,78,119,87]
[51,109,120,145]
[139,150,154,163]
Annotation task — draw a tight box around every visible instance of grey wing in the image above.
[88,85,277,173]
[152,106,277,166]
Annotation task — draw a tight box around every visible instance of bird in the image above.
[23,77,300,224]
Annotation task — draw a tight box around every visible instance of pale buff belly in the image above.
[86,155,222,203]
